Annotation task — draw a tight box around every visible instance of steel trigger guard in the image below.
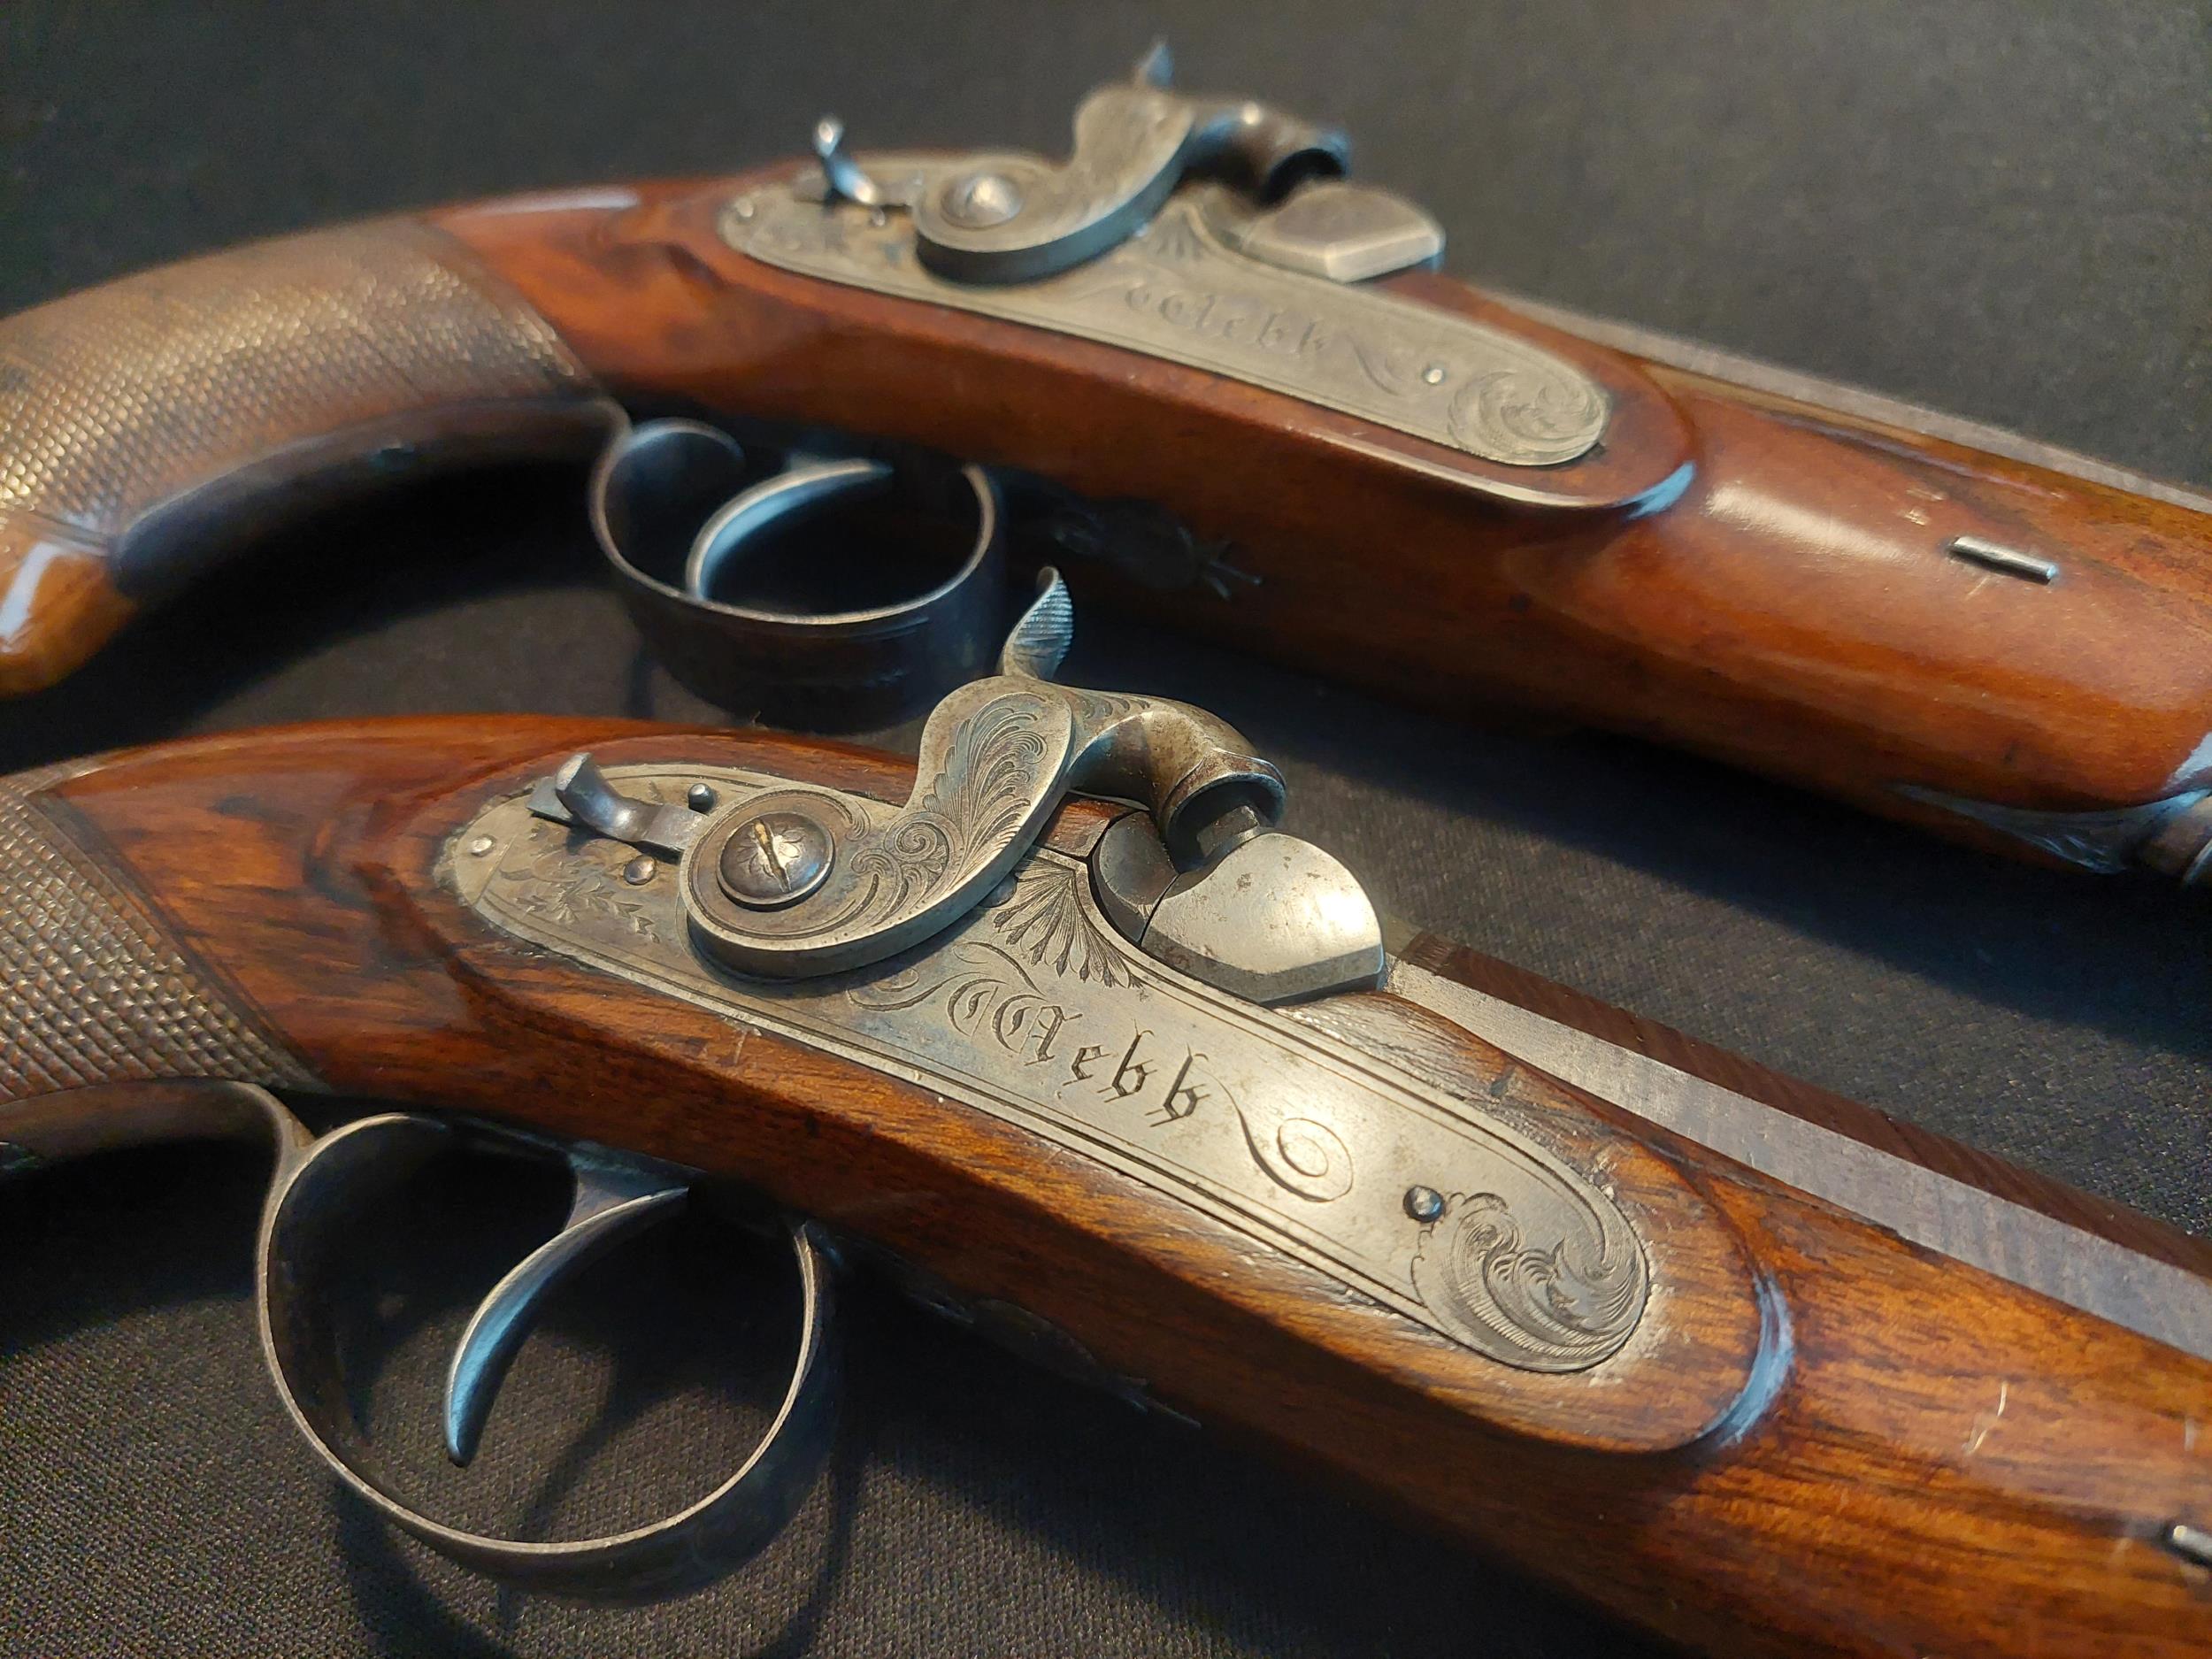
[0,1079,838,1602]
[250,1102,839,1601]
[586,410,1263,734]
[589,415,1008,733]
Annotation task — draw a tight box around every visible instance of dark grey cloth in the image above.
[2,3,2207,1653]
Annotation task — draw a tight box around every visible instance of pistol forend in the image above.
[4,712,2208,1656]
[4,57,2212,883]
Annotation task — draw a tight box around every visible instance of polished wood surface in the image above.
[6,718,2208,1656]
[0,516,133,697]
[438,176,2212,849]
[4,178,2210,864]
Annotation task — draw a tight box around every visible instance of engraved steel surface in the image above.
[0,775,317,1100]
[902,47,1350,284]
[620,584,1296,983]
[451,771,1650,1373]
[1387,957,2212,1362]
[678,687,1080,974]
[0,219,594,575]
[723,164,1610,469]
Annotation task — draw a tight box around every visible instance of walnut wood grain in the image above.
[0,516,132,697]
[5,176,2208,865]
[435,175,2212,853]
[5,717,2209,1657]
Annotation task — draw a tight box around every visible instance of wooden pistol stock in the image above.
[4,699,2209,1655]
[4,60,2211,885]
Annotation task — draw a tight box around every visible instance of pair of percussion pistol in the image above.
[4,51,2209,1658]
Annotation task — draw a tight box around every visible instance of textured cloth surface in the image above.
[2,3,2208,1654]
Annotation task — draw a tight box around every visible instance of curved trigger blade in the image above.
[442,1150,688,1465]
[997,565,1073,681]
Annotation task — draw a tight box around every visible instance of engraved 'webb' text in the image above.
[843,865,1643,1370]
[465,780,1649,1375]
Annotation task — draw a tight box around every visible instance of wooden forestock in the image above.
[4,175,2211,863]
[4,718,2208,1657]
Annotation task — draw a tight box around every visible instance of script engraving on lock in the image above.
[725,168,1609,468]
[455,769,1649,1373]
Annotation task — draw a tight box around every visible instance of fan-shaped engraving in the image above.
[475,793,1666,1377]
[991,864,1136,987]
[1410,1190,1646,1371]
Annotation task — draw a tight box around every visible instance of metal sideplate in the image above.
[450,764,1648,1374]
[721,161,1609,469]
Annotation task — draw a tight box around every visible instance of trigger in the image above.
[442,1150,687,1465]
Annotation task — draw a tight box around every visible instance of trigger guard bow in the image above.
[250,1104,841,1601]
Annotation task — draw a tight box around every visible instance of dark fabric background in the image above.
[3,4,2208,1654]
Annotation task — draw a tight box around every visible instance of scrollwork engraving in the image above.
[729,182,1609,467]
[1348,336,1439,398]
[1449,370,1610,467]
[468,809,1656,1376]
[741,689,1066,950]
[1233,1108,1353,1202]
[852,941,1081,1069]
[846,692,1053,920]
[500,849,657,941]
[1410,1190,1645,1371]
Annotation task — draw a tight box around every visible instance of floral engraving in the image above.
[499,850,657,941]
[734,188,1611,468]
[1410,1190,1646,1371]
[1147,211,1206,265]
[845,693,1055,919]
[766,690,1065,949]
[470,791,1662,1378]
[852,941,1079,1069]
[1056,688,1141,730]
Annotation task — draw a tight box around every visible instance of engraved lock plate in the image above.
[449,764,1649,1373]
[721,160,1610,469]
